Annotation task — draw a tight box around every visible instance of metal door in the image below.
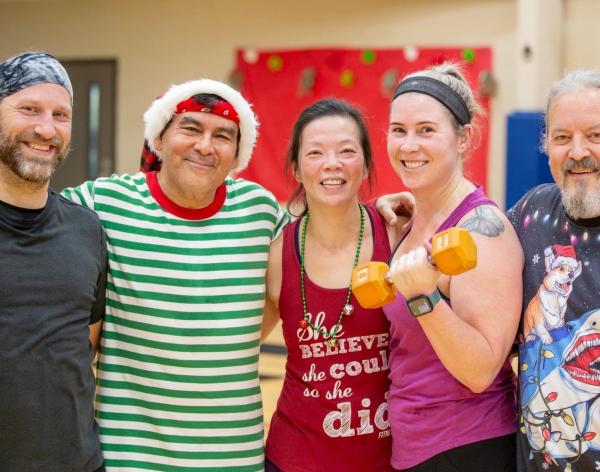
[51,60,116,191]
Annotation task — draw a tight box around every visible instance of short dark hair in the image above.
[286,98,375,216]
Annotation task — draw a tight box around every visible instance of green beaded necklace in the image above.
[299,203,365,347]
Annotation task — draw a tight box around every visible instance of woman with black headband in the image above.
[383,63,523,471]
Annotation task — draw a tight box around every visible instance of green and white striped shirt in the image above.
[63,172,287,471]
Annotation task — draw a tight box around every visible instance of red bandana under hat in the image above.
[174,97,240,124]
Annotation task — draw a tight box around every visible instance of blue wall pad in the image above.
[505,111,554,210]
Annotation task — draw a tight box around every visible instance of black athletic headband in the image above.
[393,76,471,126]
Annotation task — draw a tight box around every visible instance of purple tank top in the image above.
[383,187,517,470]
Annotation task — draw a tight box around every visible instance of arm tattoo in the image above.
[459,206,505,237]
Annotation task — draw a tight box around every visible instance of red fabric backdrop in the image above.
[237,47,492,201]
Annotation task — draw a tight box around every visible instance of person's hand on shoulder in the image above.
[375,191,415,245]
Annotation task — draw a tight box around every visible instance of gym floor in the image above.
[259,322,286,433]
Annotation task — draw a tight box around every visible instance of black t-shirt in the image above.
[0,189,107,471]
[508,184,600,472]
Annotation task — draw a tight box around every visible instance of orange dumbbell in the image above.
[351,227,477,309]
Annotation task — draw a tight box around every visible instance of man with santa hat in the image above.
[63,79,288,471]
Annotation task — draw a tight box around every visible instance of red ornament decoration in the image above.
[299,319,308,329]
[583,432,596,440]
[542,428,551,441]
[545,392,558,402]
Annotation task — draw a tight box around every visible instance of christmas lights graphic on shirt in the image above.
[520,245,600,470]
[512,185,600,470]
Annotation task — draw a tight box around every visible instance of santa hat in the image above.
[551,244,578,269]
[143,79,258,173]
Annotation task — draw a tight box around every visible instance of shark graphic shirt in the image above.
[509,183,600,472]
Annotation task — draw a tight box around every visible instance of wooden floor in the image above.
[259,321,286,433]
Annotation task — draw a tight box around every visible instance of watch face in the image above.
[407,297,434,317]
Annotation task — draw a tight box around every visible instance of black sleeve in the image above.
[506,184,554,232]
[506,202,519,231]
[90,225,107,325]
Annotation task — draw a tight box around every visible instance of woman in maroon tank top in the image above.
[381,63,523,471]
[261,99,403,471]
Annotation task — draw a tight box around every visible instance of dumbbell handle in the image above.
[380,252,434,285]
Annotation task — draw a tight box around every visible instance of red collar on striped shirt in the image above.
[145,171,226,220]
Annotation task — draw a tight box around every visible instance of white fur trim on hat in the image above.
[551,255,578,271]
[143,79,258,173]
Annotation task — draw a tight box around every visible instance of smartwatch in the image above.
[406,288,442,317]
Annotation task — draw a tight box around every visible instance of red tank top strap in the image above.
[364,203,392,262]
[280,218,301,297]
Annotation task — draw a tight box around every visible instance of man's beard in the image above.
[560,156,600,220]
[0,125,69,184]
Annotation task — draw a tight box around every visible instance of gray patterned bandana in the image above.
[0,52,73,100]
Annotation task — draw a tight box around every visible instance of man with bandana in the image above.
[62,79,288,471]
[0,52,107,471]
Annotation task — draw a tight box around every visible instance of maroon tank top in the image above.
[265,205,393,472]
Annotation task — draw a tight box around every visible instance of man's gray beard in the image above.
[562,179,600,219]
[0,125,69,184]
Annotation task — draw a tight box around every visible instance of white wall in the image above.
[0,0,517,202]
[564,0,600,71]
